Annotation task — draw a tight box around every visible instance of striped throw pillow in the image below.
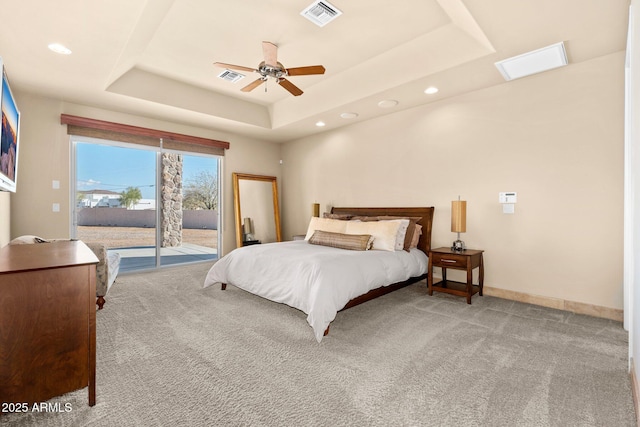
[308,230,373,251]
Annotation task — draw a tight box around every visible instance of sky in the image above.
[76,142,218,199]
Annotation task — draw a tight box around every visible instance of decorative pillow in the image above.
[309,230,373,251]
[350,216,378,222]
[410,224,423,249]
[345,220,401,251]
[304,217,348,240]
[350,215,421,252]
[382,219,410,251]
[322,212,354,220]
[377,216,422,252]
[9,235,50,245]
[377,215,423,224]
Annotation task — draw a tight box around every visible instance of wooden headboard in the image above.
[330,207,435,255]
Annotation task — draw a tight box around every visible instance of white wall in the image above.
[282,52,625,314]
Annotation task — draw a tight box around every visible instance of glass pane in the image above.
[75,142,157,272]
[159,153,219,266]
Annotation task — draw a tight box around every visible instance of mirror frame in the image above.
[232,173,282,248]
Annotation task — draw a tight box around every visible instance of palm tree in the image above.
[119,187,142,209]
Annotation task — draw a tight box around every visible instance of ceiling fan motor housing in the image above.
[258,61,286,80]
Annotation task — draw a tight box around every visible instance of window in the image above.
[63,115,228,272]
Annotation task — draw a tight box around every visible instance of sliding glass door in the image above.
[158,152,219,267]
[72,137,220,273]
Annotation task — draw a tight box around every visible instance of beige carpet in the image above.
[1,262,635,426]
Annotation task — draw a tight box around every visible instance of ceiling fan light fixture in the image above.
[495,41,568,81]
[258,62,286,79]
[301,0,343,27]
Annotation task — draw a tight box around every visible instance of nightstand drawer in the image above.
[432,253,467,268]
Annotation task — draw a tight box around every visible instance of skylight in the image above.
[494,42,568,81]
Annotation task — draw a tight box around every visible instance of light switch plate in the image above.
[52,203,60,212]
[52,180,60,189]
[503,203,515,214]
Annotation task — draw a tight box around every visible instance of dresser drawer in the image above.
[431,253,467,268]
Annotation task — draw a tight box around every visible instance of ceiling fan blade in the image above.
[262,41,278,67]
[213,62,257,73]
[278,78,303,96]
[241,78,266,92]
[286,65,326,76]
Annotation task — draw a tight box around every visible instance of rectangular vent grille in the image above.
[218,70,245,83]
[301,1,342,27]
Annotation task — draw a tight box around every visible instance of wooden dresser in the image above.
[0,240,99,407]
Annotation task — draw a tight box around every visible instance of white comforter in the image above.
[203,240,428,342]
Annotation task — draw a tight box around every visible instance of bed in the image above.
[203,207,434,341]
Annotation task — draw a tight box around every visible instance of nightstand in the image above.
[427,247,484,304]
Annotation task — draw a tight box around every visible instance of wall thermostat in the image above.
[499,192,517,203]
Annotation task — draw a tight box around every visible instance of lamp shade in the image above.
[312,203,320,218]
[451,200,467,233]
[243,217,252,234]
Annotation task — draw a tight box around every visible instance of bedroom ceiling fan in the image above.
[213,41,325,97]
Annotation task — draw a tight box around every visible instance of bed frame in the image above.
[322,206,435,335]
[221,206,435,338]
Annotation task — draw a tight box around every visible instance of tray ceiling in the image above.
[0,0,629,142]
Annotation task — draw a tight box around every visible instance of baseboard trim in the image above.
[483,286,623,322]
[631,358,640,426]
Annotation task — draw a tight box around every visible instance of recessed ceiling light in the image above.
[424,87,439,95]
[315,121,326,127]
[340,112,358,119]
[48,43,72,55]
[377,100,398,108]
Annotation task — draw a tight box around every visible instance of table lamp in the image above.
[243,217,254,241]
[451,197,467,252]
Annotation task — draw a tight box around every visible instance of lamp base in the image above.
[451,239,466,252]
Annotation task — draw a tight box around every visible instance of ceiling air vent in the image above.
[301,1,342,27]
[218,70,245,83]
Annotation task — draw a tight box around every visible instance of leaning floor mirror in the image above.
[232,173,282,248]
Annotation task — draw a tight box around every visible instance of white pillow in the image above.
[9,235,49,245]
[382,219,410,251]
[304,217,348,240]
[345,220,402,251]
